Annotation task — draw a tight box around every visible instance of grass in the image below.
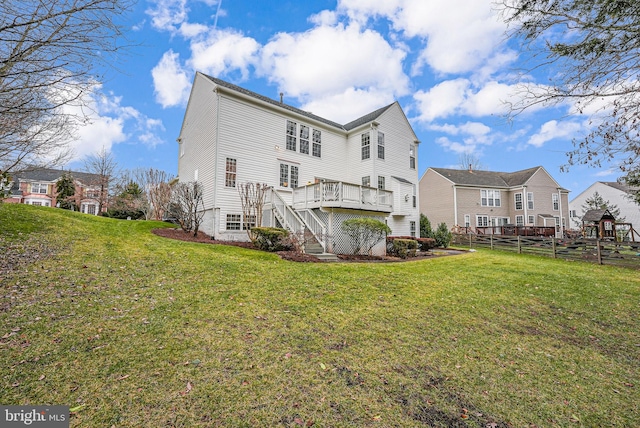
[1,203,638,427]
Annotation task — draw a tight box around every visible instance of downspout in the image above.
[557,188,564,237]
[523,185,528,225]
[213,88,220,238]
[453,185,458,227]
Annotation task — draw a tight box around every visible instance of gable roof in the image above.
[582,208,615,222]
[200,73,396,132]
[11,168,101,184]
[429,166,545,188]
[601,181,639,194]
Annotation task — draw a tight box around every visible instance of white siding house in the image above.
[569,181,640,229]
[177,73,421,255]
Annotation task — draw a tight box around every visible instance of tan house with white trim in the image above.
[419,166,570,237]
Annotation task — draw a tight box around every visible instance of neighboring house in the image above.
[4,168,105,215]
[569,181,640,229]
[419,166,570,237]
[177,73,421,255]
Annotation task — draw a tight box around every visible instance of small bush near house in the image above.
[420,214,435,239]
[388,238,418,258]
[417,237,436,251]
[251,227,291,252]
[341,217,391,255]
[434,222,453,248]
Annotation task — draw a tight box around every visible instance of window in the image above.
[481,189,501,207]
[410,221,416,238]
[299,125,309,154]
[225,158,237,187]
[377,132,385,159]
[362,176,370,187]
[528,215,535,225]
[377,176,385,190]
[555,216,561,232]
[409,145,416,169]
[552,194,559,210]
[527,192,534,210]
[87,204,96,215]
[31,201,42,206]
[226,214,242,230]
[279,163,298,188]
[312,130,321,158]
[464,214,471,228]
[516,215,524,226]
[515,193,523,210]
[476,215,489,227]
[412,184,417,208]
[570,209,577,218]
[244,215,256,230]
[31,183,47,194]
[286,120,297,151]
[361,132,370,160]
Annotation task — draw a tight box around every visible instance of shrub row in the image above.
[386,236,436,258]
[251,227,292,252]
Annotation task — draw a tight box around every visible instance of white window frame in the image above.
[552,193,559,211]
[31,183,48,194]
[286,120,297,151]
[299,125,309,155]
[377,132,385,160]
[464,214,471,228]
[516,215,524,226]
[362,176,370,187]
[377,176,385,190]
[279,163,299,188]
[528,215,535,225]
[361,132,370,160]
[409,145,416,169]
[312,129,321,158]
[225,158,237,188]
[481,189,501,207]
[476,215,489,227]
[515,193,523,210]
[410,221,416,238]
[226,214,242,231]
[527,192,534,210]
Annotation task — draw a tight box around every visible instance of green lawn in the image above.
[1,204,638,427]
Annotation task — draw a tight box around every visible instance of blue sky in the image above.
[63,0,620,198]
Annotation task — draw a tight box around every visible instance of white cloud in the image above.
[435,136,472,154]
[528,120,582,148]
[146,0,188,32]
[301,88,395,124]
[258,23,409,119]
[338,0,509,75]
[188,29,260,80]
[60,88,164,162]
[309,10,339,26]
[152,50,192,108]
[413,79,470,122]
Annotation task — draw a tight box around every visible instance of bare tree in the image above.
[83,147,117,213]
[133,168,174,220]
[0,0,133,178]
[498,0,640,200]
[457,153,485,171]
[171,182,205,236]
[237,182,268,239]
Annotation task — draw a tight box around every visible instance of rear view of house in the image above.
[419,166,570,238]
[177,73,421,255]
